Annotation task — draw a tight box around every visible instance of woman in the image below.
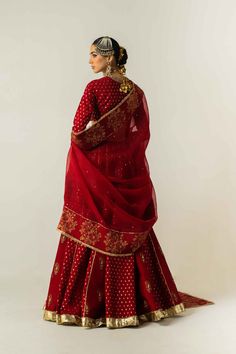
[42,36,214,329]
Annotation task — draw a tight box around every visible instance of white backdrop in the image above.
[1,0,235,353]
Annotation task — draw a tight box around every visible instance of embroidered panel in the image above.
[57,206,149,256]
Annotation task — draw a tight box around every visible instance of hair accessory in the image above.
[95,36,114,56]
[96,37,131,93]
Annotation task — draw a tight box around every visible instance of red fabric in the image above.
[72,77,128,133]
[43,231,214,323]
[43,77,214,327]
[57,77,158,255]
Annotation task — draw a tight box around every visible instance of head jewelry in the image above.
[95,36,125,66]
[95,36,114,56]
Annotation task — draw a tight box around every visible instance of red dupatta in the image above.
[56,81,158,256]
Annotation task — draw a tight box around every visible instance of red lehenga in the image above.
[42,76,214,328]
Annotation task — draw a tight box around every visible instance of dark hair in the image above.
[92,36,128,67]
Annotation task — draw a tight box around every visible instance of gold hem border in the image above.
[42,302,185,329]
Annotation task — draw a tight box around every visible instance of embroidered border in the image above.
[42,302,185,328]
[56,206,150,256]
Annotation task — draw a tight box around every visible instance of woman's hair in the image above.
[92,36,128,67]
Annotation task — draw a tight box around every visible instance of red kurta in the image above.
[72,76,130,133]
[42,76,214,328]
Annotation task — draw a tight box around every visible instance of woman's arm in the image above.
[72,81,98,134]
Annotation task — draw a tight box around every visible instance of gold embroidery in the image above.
[107,108,124,130]
[63,206,146,235]
[53,262,59,275]
[43,302,186,328]
[57,206,150,256]
[84,123,106,146]
[57,208,78,233]
[99,256,104,270]
[79,220,102,246]
[71,85,137,149]
[72,83,135,137]
[85,304,89,315]
[145,280,152,293]
[60,234,66,243]
[58,230,133,256]
[47,294,52,306]
[131,233,148,252]
[104,230,128,253]
[83,251,96,317]
[140,253,146,263]
[126,90,140,115]
[97,289,103,302]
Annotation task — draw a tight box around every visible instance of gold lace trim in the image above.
[42,302,185,329]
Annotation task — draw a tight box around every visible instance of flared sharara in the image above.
[42,76,214,329]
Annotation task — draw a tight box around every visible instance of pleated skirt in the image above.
[42,228,214,329]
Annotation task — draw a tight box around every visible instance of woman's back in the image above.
[92,76,132,116]
[72,76,141,133]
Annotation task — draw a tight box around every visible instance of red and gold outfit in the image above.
[42,76,214,328]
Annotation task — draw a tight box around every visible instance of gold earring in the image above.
[105,61,112,76]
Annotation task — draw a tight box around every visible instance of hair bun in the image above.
[118,46,128,66]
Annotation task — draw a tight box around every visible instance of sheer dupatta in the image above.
[57,82,158,256]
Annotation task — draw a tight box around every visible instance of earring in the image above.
[105,61,112,76]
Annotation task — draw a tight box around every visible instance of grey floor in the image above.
[1,275,235,354]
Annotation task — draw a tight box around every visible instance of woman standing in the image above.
[42,36,214,329]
